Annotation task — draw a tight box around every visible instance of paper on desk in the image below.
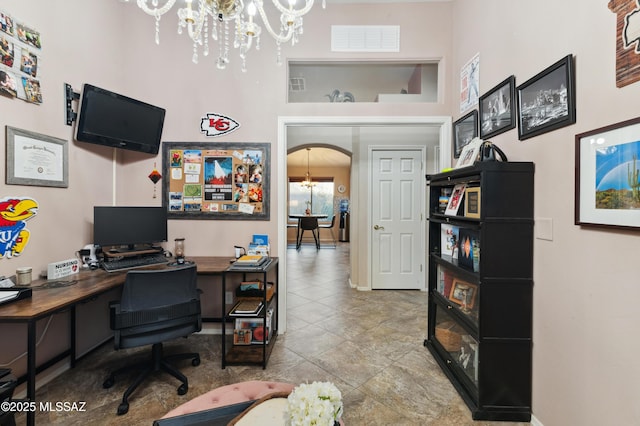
[0,291,18,303]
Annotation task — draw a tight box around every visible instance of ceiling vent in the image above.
[331,25,400,52]
[289,77,306,91]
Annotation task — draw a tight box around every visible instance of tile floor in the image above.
[14,243,529,425]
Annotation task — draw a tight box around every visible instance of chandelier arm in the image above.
[269,0,315,17]
[136,0,178,17]
[255,4,295,43]
[185,0,209,41]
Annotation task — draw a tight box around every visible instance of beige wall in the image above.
[452,1,640,425]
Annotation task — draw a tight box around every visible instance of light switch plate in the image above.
[536,217,553,241]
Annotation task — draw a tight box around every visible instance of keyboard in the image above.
[101,254,168,272]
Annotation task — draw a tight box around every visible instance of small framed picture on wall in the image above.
[453,110,478,159]
[479,75,516,139]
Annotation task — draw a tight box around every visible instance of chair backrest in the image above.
[113,264,201,349]
[299,217,319,230]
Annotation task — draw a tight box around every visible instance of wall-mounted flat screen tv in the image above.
[75,84,166,155]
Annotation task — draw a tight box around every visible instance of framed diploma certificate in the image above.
[6,126,69,188]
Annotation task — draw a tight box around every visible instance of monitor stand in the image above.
[104,244,163,258]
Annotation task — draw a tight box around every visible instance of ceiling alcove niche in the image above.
[287,61,439,103]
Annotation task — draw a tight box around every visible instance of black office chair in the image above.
[103,264,202,415]
[296,216,320,249]
[318,215,337,248]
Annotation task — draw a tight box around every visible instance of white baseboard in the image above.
[531,414,543,426]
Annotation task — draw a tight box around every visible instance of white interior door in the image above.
[371,149,424,290]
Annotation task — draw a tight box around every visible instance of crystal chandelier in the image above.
[126,0,324,72]
[301,147,316,188]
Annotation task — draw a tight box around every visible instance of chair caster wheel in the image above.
[117,402,129,415]
[103,376,115,389]
[192,356,200,367]
[177,383,188,395]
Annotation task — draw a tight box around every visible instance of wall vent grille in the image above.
[331,25,400,52]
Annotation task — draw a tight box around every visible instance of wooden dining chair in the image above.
[296,217,320,249]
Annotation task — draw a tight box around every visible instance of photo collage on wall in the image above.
[0,9,42,104]
[167,147,265,215]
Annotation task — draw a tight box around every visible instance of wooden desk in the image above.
[0,256,232,426]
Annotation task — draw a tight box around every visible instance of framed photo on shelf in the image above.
[464,187,481,218]
[517,54,576,140]
[575,116,640,230]
[449,278,478,310]
[445,184,466,216]
[455,137,483,169]
[453,110,478,158]
[479,75,516,139]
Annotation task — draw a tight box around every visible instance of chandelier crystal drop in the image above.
[129,0,323,71]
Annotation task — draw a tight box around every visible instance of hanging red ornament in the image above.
[148,163,162,198]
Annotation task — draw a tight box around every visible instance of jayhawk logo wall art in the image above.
[0,197,38,258]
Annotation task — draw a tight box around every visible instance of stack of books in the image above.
[229,299,263,317]
[229,255,270,270]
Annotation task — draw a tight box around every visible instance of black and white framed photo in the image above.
[517,54,576,140]
[479,75,515,139]
[453,110,478,158]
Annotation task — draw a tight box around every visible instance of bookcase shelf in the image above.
[424,162,534,422]
[221,257,278,369]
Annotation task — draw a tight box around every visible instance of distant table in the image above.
[289,214,327,249]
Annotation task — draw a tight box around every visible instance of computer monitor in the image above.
[93,206,167,251]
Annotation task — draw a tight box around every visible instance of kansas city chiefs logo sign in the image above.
[200,113,240,137]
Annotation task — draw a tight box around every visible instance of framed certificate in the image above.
[6,126,68,188]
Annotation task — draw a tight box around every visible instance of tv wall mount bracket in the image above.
[65,83,80,126]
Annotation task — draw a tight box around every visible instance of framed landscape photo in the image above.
[479,75,516,139]
[453,110,478,158]
[575,116,640,230]
[517,54,576,140]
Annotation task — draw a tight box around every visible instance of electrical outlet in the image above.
[225,291,233,305]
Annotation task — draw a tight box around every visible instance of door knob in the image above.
[374,225,385,230]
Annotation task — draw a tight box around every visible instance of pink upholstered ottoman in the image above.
[161,381,295,420]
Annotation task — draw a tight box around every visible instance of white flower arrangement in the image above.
[286,381,343,426]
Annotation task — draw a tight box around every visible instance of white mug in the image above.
[234,246,246,258]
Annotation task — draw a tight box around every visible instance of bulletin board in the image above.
[162,142,270,220]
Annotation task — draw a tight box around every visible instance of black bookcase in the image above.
[424,162,534,422]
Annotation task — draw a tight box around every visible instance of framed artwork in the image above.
[575,116,640,230]
[162,142,270,220]
[608,1,640,87]
[464,187,481,219]
[455,137,482,169]
[449,278,477,310]
[6,126,68,188]
[453,110,478,158]
[517,54,576,140]
[479,75,516,139]
[459,53,480,113]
